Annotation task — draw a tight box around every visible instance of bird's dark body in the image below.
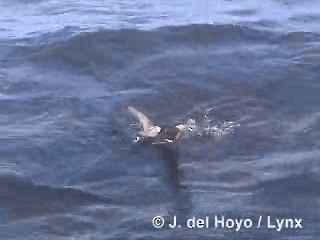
[136,125,181,145]
[156,125,180,143]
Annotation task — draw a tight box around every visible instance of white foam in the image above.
[185,107,240,138]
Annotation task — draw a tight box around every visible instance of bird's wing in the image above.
[128,106,154,132]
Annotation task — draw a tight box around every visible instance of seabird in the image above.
[128,106,186,144]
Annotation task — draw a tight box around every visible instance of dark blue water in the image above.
[0,1,319,239]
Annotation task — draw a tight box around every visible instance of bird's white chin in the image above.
[176,124,186,131]
[154,126,161,133]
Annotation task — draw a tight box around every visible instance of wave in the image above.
[0,24,304,77]
[27,24,272,71]
[0,174,112,222]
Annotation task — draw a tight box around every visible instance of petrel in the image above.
[128,106,186,144]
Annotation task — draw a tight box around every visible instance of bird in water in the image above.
[128,106,187,144]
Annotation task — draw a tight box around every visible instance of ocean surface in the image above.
[0,0,319,239]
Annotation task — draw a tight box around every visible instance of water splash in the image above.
[130,122,143,143]
[185,107,240,138]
